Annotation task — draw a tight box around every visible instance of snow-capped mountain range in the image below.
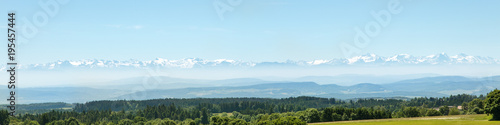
[11,53,500,70]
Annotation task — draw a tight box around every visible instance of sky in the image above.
[1,0,500,64]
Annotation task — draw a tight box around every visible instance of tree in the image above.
[65,117,81,125]
[468,99,485,114]
[47,120,65,125]
[201,108,210,124]
[272,116,306,125]
[229,119,248,125]
[22,119,40,125]
[402,107,420,117]
[210,116,247,125]
[305,108,320,123]
[181,118,196,125]
[0,110,10,125]
[448,107,460,115]
[439,106,450,115]
[134,116,147,123]
[256,120,271,125]
[332,113,342,121]
[462,102,469,111]
[118,119,134,125]
[320,108,333,122]
[485,89,500,120]
[341,113,350,121]
[40,113,52,125]
[425,109,442,116]
[163,119,177,125]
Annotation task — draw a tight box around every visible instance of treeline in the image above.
[0,94,489,124]
[74,94,479,114]
[0,102,73,115]
[404,94,482,108]
[343,94,481,111]
[462,98,487,114]
[6,105,201,124]
[1,105,443,124]
[0,102,72,111]
[74,96,343,112]
[194,101,307,115]
[3,106,388,124]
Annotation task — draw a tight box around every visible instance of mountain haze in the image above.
[5,75,499,104]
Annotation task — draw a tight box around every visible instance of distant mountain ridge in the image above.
[8,53,500,70]
[7,75,499,104]
[115,75,499,100]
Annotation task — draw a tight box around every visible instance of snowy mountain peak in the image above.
[11,53,500,70]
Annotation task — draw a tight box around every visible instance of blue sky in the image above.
[1,0,499,64]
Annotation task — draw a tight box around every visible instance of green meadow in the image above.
[311,114,500,125]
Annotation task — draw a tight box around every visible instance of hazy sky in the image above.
[1,0,499,64]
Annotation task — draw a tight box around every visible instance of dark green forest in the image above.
[0,92,497,125]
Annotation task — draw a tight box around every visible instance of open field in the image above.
[310,114,500,125]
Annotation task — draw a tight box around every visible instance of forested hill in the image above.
[73,96,343,112]
[8,76,499,104]
[73,94,481,113]
[3,94,487,125]
[1,94,480,115]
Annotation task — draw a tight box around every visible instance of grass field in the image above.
[310,114,500,125]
